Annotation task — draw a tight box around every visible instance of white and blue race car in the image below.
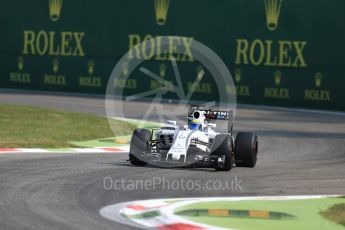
[129,105,258,171]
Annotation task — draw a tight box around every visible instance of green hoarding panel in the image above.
[0,0,344,110]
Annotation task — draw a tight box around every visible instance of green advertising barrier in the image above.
[0,0,344,110]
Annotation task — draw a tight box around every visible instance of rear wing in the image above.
[188,105,234,134]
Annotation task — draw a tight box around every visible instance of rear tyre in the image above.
[211,134,233,171]
[234,132,258,168]
[129,129,151,166]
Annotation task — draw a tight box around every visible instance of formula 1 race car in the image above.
[129,105,258,171]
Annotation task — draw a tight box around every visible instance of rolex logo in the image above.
[154,0,170,26]
[234,68,242,83]
[17,56,24,71]
[49,0,63,22]
[274,70,282,86]
[264,0,283,31]
[88,60,95,75]
[314,72,323,88]
[52,59,59,73]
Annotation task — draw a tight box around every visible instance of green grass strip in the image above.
[0,104,135,148]
[175,198,345,230]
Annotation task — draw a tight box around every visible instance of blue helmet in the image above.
[189,119,202,131]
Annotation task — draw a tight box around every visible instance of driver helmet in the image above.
[189,119,203,131]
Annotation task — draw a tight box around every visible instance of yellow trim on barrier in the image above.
[249,210,270,219]
[208,209,229,216]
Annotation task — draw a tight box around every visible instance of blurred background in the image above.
[0,0,344,110]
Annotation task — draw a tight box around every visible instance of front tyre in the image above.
[234,132,258,168]
[129,129,151,166]
[211,134,234,171]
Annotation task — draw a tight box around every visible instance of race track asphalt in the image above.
[0,89,345,230]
